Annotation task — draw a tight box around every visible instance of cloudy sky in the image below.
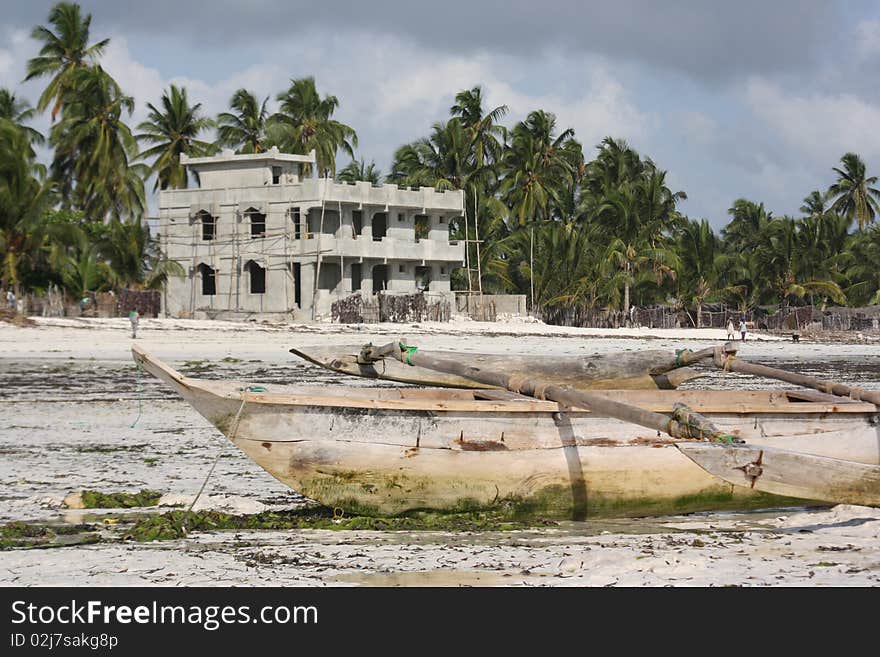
[2,1,880,227]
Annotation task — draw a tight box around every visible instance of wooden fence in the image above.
[331,292,451,324]
[23,288,161,318]
[541,302,880,332]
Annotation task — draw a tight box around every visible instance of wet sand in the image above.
[1,317,879,586]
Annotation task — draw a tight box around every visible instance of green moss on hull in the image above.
[302,479,816,521]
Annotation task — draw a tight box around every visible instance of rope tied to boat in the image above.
[507,375,528,394]
[670,402,742,443]
[181,397,244,536]
[398,341,419,366]
[675,348,693,367]
[130,359,143,428]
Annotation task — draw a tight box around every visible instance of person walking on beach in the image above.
[726,319,735,341]
[6,289,14,310]
[129,309,139,339]
[739,318,747,341]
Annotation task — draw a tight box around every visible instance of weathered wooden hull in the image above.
[133,346,880,518]
[290,345,703,390]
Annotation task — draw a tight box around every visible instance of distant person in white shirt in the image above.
[726,319,735,341]
[129,309,140,339]
[739,319,747,341]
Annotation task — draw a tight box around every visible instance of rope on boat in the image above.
[181,397,245,535]
[669,402,741,444]
[674,348,693,367]
[130,360,143,428]
[398,341,419,366]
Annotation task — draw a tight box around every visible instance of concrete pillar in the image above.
[428,213,449,242]
[388,262,415,293]
[431,263,452,294]
[300,262,315,315]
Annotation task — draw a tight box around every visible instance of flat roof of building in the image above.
[181,146,316,167]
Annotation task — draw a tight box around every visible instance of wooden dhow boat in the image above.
[132,344,880,518]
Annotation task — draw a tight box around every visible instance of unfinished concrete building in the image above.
[157,148,465,319]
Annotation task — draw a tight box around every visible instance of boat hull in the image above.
[132,346,880,518]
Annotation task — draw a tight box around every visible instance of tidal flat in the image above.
[1,318,879,586]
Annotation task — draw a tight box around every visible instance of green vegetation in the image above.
[0,521,99,549]
[78,489,162,508]
[126,504,557,541]
[3,2,880,320]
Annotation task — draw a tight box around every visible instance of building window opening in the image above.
[398,213,405,222]
[416,266,432,292]
[199,212,216,241]
[318,263,341,291]
[245,260,266,294]
[351,263,362,292]
[440,267,447,275]
[352,210,363,237]
[439,216,445,224]
[372,213,387,241]
[291,207,301,239]
[292,262,302,308]
[198,263,216,295]
[372,264,389,294]
[272,166,282,184]
[399,264,406,273]
[307,208,340,236]
[247,208,266,238]
[415,215,429,242]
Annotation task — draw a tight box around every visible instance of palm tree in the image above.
[0,122,54,296]
[216,89,270,154]
[0,88,44,152]
[752,217,845,307]
[827,152,880,230]
[268,77,357,176]
[337,158,382,184]
[50,236,112,301]
[24,1,109,121]
[500,110,580,225]
[676,218,720,327]
[843,227,880,305]
[723,199,772,252]
[136,84,215,191]
[584,137,642,198]
[450,86,508,174]
[98,218,185,290]
[50,65,144,220]
[388,120,469,190]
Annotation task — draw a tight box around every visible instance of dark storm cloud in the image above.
[10,0,844,82]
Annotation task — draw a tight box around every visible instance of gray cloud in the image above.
[9,0,847,82]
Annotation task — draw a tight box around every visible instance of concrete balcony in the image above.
[289,236,464,263]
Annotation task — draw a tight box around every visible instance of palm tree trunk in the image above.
[696,301,702,328]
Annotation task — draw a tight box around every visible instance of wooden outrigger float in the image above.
[290,345,706,390]
[132,343,880,518]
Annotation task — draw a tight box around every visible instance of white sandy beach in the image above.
[1,316,879,587]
